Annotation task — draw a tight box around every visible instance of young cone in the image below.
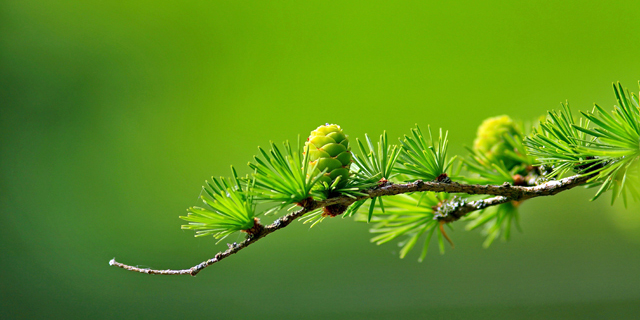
[473,115,522,170]
[305,124,352,189]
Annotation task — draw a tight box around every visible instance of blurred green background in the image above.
[2,1,640,319]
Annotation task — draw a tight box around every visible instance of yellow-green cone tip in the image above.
[473,115,521,169]
[305,124,352,188]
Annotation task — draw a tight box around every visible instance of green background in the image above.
[2,1,640,319]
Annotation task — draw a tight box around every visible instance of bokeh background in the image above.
[2,1,640,319]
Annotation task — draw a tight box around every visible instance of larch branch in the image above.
[109,174,590,276]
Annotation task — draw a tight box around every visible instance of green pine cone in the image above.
[305,124,352,188]
[473,115,521,170]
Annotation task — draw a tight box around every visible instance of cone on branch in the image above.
[305,124,352,189]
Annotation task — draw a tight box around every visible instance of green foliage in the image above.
[397,125,456,181]
[461,148,517,185]
[178,83,639,259]
[346,131,402,221]
[296,208,326,227]
[312,167,378,200]
[524,102,597,178]
[460,117,531,246]
[180,167,257,241]
[248,140,325,208]
[461,131,535,185]
[465,201,521,248]
[575,83,640,204]
[352,131,401,182]
[525,82,640,204]
[356,192,453,262]
[300,175,378,227]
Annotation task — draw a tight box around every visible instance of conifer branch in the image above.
[110,82,639,274]
[109,174,590,276]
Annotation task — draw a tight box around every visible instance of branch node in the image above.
[436,173,452,183]
[296,197,316,210]
[241,217,264,238]
[377,178,390,187]
[512,174,526,186]
[322,203,349,217]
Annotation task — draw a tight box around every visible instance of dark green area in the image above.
[2,1,639,319]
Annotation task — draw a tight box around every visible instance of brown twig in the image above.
[109,174,590,276]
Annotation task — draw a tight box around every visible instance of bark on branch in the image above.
[109,174,590,276]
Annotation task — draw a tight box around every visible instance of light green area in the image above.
[2,1,639,319]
